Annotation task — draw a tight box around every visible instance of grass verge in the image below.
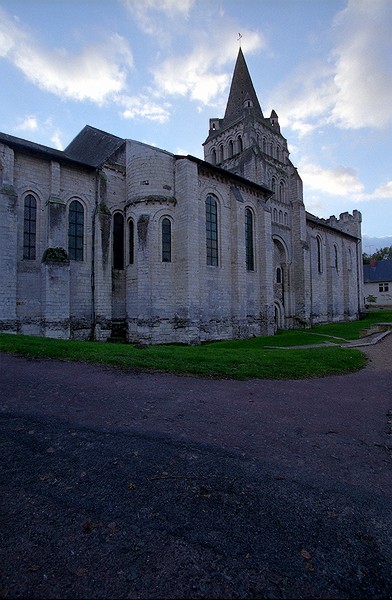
[2,310,390,380]
[0,332,365,379]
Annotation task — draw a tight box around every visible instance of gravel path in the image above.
[1,334,391,600]
[360,331,392,371]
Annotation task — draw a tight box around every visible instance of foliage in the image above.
[363,245,392,263]
[41,247,69,263]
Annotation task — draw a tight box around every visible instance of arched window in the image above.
[271,177,276,195]
[347,247,353,271]
[162,217,171,263]
[128,219,134,265]
[68,200,84,261]
[334,244,338,270]
[219,144,224,163]
[262,137,267,153]
[279,210,283,224]
[276,267,282,284]
[245,208,254,271]
[228,140,234,158]
[273,208,278,222]
[284,212,288,226]
[279,181,285,202]
[317,235,323,273]
[206,194,218,266]
[23,194,37,260]
[237,135,243,152]
[113,212,124,270]
[276,145,280,161]
[211,148,216,166]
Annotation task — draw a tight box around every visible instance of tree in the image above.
[363,245,392,264]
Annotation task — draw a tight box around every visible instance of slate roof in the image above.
[223,48,264,126]
[181,154,273,196]
[0,126,125,170]
[0,131,91,168]
[64,125,125,168]
[363,261,392,283]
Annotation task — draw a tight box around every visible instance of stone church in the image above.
[0,48,364,344]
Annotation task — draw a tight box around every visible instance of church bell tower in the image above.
[203,47,289,189]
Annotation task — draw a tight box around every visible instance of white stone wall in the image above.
[0,134,364,344]
[364,282,392,307]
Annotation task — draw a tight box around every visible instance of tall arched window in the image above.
[228,140,234,158]
[113,212,124,270]
[68,200,84,261]
[128,219,134,265]
[317,235,323,273]
[271,177,276,195]
[219,144,224,163]
[162,217,171,263]
[334,244,338,270]
[347,247,353,271]
[237,135,243,152]
[206,195,218,266]
[211,148,216,166]
[23,194,37,260]
[279,181,285,202]
[245,208,254,271]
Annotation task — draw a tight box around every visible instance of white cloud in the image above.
[268,0,392,134]
[50,129,63,151]
[299,159,392,205]
[298,159,365,197]
[330,0,392,129]
[119,94,171,123]
[0,8,133,103]
[122,0,195,41]
[373,181,392,198]
[152,29,265,105]
[267,60,336,136]
[15,116,38,132]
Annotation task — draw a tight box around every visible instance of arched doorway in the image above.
[273,237,290,329]
[274,301,284,331]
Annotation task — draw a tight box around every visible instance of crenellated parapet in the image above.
[318,210,362,238]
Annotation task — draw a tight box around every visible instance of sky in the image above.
[1,0,391,249]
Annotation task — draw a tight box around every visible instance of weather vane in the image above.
[237,32,242,47]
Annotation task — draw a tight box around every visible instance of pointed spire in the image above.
[223,48,263,125]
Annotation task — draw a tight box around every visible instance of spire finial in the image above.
[237,32,242,47]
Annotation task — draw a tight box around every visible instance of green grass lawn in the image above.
[1,310,390,380]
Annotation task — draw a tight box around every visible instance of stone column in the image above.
[40,248,70,339]
[0,144,18,332]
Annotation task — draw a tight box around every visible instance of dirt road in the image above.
[1,339,391,599]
